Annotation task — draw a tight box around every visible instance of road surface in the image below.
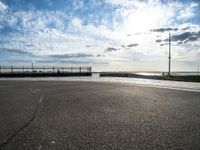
[0,80,200,149]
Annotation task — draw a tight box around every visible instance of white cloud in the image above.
[177,2,198,21]
[68,17,83,32]
[0,1,7,12]
[0,24,3,30]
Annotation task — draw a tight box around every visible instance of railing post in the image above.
[0,66,1,73]
[32,63,33,72]
[11,66,13,73]
[53,66,55,73]
[79,67,81,73]
[43,66,45,72]
[71,67,73,73]
[23,66,24,73]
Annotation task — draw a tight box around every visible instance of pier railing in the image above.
[0,66,92,77]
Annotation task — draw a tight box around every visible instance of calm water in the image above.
[135,72,199,76]
[98,72,200,76]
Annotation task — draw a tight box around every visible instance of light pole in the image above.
[168,32,171,76]
[32,62,34,72]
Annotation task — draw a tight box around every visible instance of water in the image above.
[136,72,199,76]
[135,72,162,76]
[99,72,199,76]
[171,72,200,76]
[92,72,100,77]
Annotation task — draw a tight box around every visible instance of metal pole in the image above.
[0,66,1,73]
[168,32,171,76]
[32,63,34,72]
[11,66,13,73]
[198,64,199,76]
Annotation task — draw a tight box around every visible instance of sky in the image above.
[0,0,200,71]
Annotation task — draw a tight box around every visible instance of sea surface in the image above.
[98,72,200,76]
[135,72,199,76]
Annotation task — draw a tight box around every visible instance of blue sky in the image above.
[0,0,200,71]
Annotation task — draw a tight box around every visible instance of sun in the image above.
[122,3,168,34]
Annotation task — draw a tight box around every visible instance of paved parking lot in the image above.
[0,81,200,149]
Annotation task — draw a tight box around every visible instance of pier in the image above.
[0,66,92,77]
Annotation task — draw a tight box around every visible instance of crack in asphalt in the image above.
[0,96,43,150]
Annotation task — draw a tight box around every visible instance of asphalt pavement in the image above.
[0,80,200,150]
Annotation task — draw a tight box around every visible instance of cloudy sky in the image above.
[0,0,200,71]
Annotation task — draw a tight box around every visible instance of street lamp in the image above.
[168,32,171,76]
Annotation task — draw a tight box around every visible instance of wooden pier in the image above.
[0,66,92,77]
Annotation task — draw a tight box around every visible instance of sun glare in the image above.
[123,4,168,34]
